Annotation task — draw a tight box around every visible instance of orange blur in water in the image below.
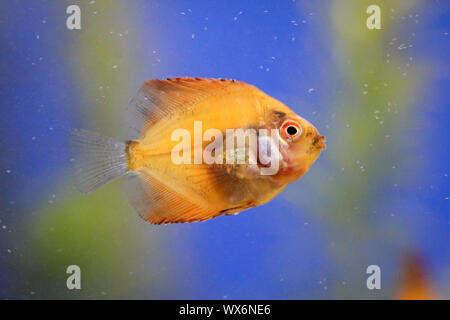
[395,253,439,300]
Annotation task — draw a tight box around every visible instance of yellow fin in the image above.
[126,78,260,137]
[124,171,224,224]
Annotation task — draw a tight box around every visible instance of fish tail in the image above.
[70,129,129,194]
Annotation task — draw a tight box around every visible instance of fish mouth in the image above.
[312,134,326,150]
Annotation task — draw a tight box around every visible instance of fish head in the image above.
[263,110,325,184]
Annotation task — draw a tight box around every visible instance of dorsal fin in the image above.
[126,78,259,136]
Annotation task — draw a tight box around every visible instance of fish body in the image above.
[71,78,325,224]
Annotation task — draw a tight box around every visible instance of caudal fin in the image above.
[70,129,129,194]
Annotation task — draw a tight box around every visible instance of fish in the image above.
[70,78,325,224]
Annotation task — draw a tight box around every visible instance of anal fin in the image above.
[124,171,223,224]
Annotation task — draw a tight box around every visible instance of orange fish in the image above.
[71,78,325,224]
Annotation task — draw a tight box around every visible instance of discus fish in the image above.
[71,78,325,224]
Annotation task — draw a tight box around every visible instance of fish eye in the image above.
[280,120,302,142]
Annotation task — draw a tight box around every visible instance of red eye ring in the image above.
[280,120,302,142]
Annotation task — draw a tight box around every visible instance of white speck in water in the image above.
[112,65,118,69]
[6,169,11,174]
[191,33,195,39]
[308,88,315,94]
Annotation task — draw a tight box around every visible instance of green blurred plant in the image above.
[286,0,424,298]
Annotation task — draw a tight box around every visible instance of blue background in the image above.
[0,0,449,299]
